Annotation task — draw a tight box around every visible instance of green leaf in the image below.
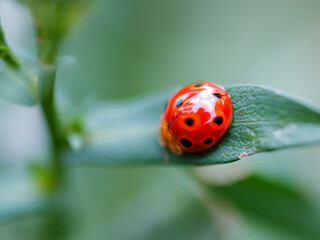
[61,167,218,240]
[0,170,49,226]
[0,63,38,105]
[0,22,37,105]
[0,201,49,226]
[209,175,320,239]
[140,198,218,240]
[64,85,320,166]
[0,169,62,240]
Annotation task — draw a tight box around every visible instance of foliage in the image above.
[0,24,37,105]
[209,175,320,240]
[65,85,320,165]
[1,1,320,240]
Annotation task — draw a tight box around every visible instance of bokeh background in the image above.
[1,0,320,239]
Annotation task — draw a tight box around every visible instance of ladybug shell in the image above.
[160,82,233,155]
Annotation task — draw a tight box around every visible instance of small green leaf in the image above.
[0,46,9,57]
[0,22,37,105]
[0,63,38,105]
[209,175,320,239]
[64,85,320,166]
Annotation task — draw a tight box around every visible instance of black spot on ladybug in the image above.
[195,83,204,87]
[213,93,221,99]
[176,98,183,107]
[180,138,192,147]
[185,118,194,126]
[203,138,213,145]
[214,116,223,125]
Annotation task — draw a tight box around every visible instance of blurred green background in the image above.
[1,0,320,239]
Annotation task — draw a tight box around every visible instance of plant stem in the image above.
[30,0,68,193]
[38,63,64,189]
[37,59,68,240]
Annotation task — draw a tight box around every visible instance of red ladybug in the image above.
[160,82,233,155]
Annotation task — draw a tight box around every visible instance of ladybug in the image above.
[160,82,233,155]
